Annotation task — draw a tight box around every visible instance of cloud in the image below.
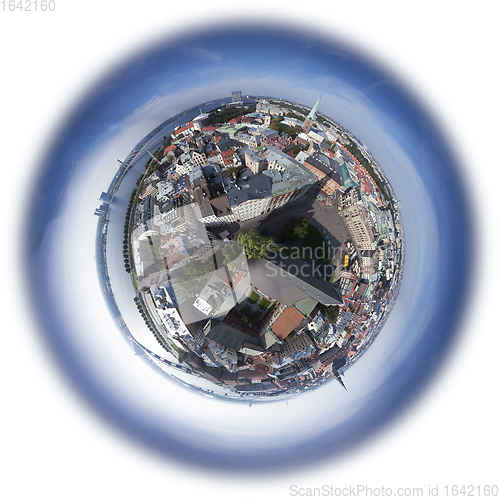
[362,79,399,94]
[183,45,222,63]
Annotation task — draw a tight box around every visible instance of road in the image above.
[104,146,174,357]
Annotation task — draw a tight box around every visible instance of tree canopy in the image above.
[222,241,246,273]
[237,229,274,260]
[227,166,240,180]
[282,216,309,241]
[183,259,213,281]
[324,305,340,323]
[174,258,212,298]
[212,105,256,124]
[293,143,308,155]
[270,121,301,138]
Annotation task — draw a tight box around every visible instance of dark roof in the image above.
[265,254,343,306]
[248,259,311,306]
[248,258,343,307]
[210,194,232,216]
[191,178,214,217]
[332,356,347,371]
[224,174,272,207]
[305,154,343,186]
[217,138,238,153]
[205,319,265,352]
[190,147,206,156]
[318,344,342,364]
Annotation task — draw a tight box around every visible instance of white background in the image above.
[1,1,498,499]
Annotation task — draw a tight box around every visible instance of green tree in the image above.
[282,216,309,241]
[227,166,240,180]
[324,305,340,323]
[174,278,200,299]
[183,259,213,281]
[270,121,298,137]
[154,147,163,161]
[222,241,246,273]
[237,229,274,260]
[293,143,308,155]
[286,112,305,121]
[173,258,213,298]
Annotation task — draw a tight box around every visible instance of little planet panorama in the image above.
[95,93,405,402]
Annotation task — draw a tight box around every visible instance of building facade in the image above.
[343,205,376,251]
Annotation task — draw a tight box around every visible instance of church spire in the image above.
[307,94,322,121]
[302,94,322,134]
[332,367,347,391]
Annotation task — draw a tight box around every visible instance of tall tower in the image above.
[232,90,242,103]
[264,113,272,126]
[332,367,347,391]
[302,94,322,134]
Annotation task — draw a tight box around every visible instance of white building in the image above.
[230,196,271,222]
[208,340,238,372]
[326,128,339,143]
[156,181,175,202]
[176,161,194,176]
[156,306,190,340]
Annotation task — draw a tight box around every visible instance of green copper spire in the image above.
[307,94,322,121]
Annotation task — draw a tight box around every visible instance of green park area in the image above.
[280,216,329,261]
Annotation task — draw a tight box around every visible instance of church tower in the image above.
[332,367,347,391]
[302,94,322,134]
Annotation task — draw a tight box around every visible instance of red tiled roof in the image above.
[221,149,236,166]
[163,144,177,156]
[172,122,194,137]
[270,308,305,340]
